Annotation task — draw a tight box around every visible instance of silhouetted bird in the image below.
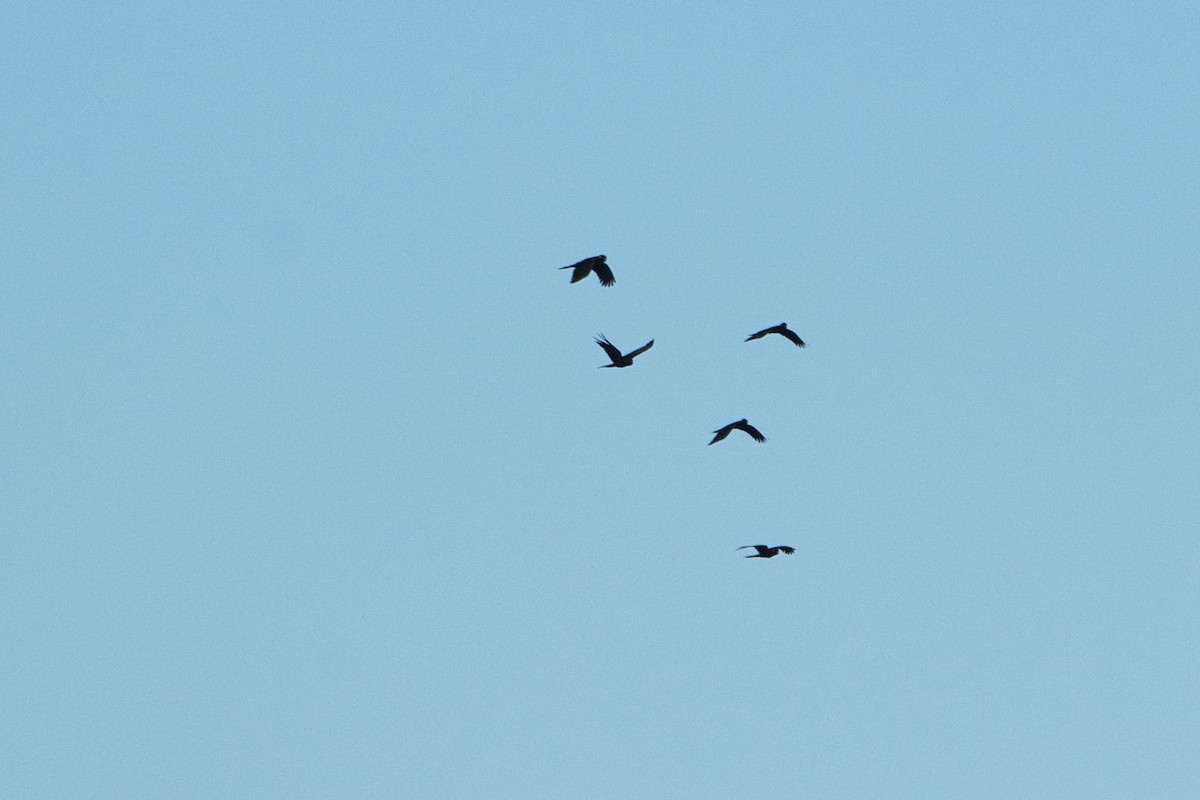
[745,322,806,348]
[709,419,766,445]
[595,334,654,368]
[560,255,615,287]
[737,545,796,559]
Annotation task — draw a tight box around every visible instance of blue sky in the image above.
[2,3,1197,798]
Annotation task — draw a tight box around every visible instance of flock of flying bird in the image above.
[561,254,802,561]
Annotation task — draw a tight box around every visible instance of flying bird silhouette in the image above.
[745,322,806,348]
[560,255,615,287]
[737,545,796,559]
[708,419,766,445]
[595,334,654,368]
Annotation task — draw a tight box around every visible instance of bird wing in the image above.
[562,256,601,283]
[753,545,772,555]
[624,339,654,359]
[745,327,772,341]
[779,328,806,348]
[594,335,623,362]
[776,546,796,555]
[734,420,766,442]
[709,424,733,445]
[592,260,615,286]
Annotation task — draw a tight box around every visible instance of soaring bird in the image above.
[745,322,806,348]
[708,418,766,445]
[595,334,654,368]
[560,255,615,287]
[737,545,796,559]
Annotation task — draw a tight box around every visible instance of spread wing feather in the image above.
[625,339,654,359]
[594,335,623,362]
[592,261,615,286]
[779,328,806,348]
[734,420,766,442]
[709,424,734,445]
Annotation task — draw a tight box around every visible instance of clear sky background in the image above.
[2,3,1198,798]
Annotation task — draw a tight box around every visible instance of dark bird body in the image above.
[709,418,766,445]
[560,255,615,287]
[746,322,806,348]
[738,545,796,559]
[595,334,654,368]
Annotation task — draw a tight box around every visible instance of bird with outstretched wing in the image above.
[560,255,615,287]
[709,418,766,445]
[737,545,796,559]
[595,334,654,368]
[745,322,806,348]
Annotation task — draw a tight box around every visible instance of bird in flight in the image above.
[745,322,806,348]
[709,419,766,445]
[595,334,654,368]
[737,545,796,559]
[560,255,615,287]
